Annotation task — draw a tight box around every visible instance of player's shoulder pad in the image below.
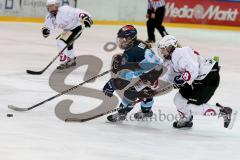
[172,46,194,63]
[136,41,148,50]
[59,5,71,9]
[182,46,193,52]
[126,42,147,55]
[172,46,190,57]
[144,48,161,63]
[124,42,144,54]
[58,5,72,12]
[171,47,183,62]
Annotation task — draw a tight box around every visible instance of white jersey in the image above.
[161,59,179,83]
[44,5,90,32]
[167,47,216,85]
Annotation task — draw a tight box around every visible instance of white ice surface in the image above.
[0,22,240,160]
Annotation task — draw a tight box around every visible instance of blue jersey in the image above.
[119,41,163,80]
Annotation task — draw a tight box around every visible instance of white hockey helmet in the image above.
[46,0,59,6]
[157,35,178,59]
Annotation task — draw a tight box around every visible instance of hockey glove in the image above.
[138,87,155,99]
[140,66,163,85]
[42,27,50,38]
[173,75,186,89]
[103,79,116,97]
[112,55,125,74]
[80,13,93,28]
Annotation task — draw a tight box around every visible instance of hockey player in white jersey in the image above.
[42,0,93,70]
[157,35,238,129]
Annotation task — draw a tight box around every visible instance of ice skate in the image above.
[57,57,76,70]
[134,110,153,120]
[173,115,193,129]
[217,103,238,129]
[107,112,127,122]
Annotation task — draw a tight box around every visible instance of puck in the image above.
[7,114,13,117]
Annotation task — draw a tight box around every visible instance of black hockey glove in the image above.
[138,87,155,99]
[103,79,116,97]
[112,55,125,74]
[42,27,50,38]
[173,75,186,89]
[140,65,163,85]
[80,13,93,28]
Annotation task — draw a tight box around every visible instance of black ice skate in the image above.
[107,112,127,122]
[173,115,193,129]
[57,57,76,70]
[134,110,153,120]
[217,103,238,129]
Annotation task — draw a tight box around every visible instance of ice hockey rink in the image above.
[0,22,240,160]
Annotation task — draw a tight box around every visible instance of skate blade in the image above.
[228,110,238,130]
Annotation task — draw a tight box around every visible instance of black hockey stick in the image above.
[26,28,83,75]
[26,46,67,75]
[65,99,143,123]
[8,70,112,112]
[65,83,174,122]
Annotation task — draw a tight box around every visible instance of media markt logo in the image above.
[165,2,239,21]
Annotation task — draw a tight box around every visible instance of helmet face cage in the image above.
[157,35,178,59]
[117,25,137,50]
[157,43,175,60]
[46,0,59,16]
[157,46,168,59]
[116,36,136,50]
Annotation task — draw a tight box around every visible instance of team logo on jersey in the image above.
[204,109,217,116]
[182,71,191,81]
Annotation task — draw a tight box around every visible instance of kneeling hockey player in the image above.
[102,25,171,122]
[42,0,93,70]
[157,35,238,129]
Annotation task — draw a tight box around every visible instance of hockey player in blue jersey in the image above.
[102,25,165,122]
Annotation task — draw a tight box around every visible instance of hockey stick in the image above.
[26,45,69,75]
[65,99,143,122]
[26,28,84,75]
[55,34,61,40]
[8,70,112,112]
[65,83,174,122]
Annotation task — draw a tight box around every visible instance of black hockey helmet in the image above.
[117,25,137,50]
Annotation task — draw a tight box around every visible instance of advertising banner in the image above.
[0,0,76,17]
[0,0,20,16]
[165,0,240,26]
